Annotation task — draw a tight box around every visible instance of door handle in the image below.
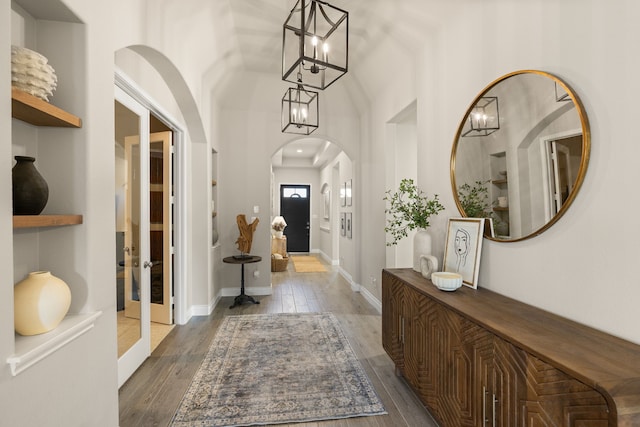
[143,261,154,269]
[483,386,488,427]
[492,393,498,427]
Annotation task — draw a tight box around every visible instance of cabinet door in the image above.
[382,272,405,368]
[492,335,528,427]
[437,309,477,427]
[460,316,496,426]
[404,286,439,410]
[459,320,526,427]
[520,353,609,426]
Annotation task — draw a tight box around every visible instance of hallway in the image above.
[118,256,437,426]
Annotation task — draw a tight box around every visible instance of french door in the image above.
[124,131,173,325]
[115,86,174,387]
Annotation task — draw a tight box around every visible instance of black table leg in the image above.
[229,263,260,308]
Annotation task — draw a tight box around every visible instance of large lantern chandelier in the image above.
[282,0,349,90]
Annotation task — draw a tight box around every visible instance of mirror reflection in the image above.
[451,70,590,242]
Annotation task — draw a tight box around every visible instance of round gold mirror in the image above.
[450,70,590,242]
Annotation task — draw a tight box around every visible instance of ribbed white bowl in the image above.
[431,272,463,291]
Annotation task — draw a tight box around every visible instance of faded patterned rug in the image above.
[170,312,386,426]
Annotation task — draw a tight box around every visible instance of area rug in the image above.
[170,312,386,426]
[290,255,327,272]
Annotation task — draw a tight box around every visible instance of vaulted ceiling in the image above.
[146,0,465,166]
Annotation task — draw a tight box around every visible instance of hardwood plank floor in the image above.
[118,255,438,427]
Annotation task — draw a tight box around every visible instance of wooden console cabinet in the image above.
[382,268,640,426]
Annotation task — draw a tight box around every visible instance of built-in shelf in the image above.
[13,214,83,229]
[7,311,102,376]
[11,88,82,128]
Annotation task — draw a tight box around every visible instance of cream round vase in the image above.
[413,229,433,272]
[14,271,71,336]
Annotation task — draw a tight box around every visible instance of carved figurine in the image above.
[236,214,259,254]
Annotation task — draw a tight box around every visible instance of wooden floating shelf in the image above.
[493,207,509,212]
[11,88,82,128]
[13,215,83,229]
[492,179,507,185]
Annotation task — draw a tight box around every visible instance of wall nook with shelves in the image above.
[8,0,98,377]
[489,151,509,236]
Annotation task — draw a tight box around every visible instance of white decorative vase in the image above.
[413,229,433,272]
[14,271,71,336]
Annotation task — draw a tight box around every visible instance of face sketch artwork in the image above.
[443,218,485,289]
[454,228,471,272]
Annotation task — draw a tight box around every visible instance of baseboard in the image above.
[359,285,382,314]
[339,267,357,291]
[338,267,382,314]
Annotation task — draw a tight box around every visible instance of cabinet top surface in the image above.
[383,268,640,393]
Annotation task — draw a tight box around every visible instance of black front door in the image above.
[280,184,310,252]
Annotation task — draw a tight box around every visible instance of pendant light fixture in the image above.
[282,0,348,90]
[461,97,500,137]
[281,84,319,135]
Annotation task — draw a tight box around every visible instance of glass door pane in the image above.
[115,86,151,388]
[149,132,173,325]
[115,99,142,358]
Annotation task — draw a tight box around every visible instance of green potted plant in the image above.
[457,180,491,218]
[384,178,445,271]
[457,180,506,236]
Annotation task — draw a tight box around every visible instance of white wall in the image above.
[358,0,640,345]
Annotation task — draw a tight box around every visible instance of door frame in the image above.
[116,70,188,326]
[279,183,312,253]
[539,128,582,222]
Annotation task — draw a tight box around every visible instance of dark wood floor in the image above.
[118,255,438,426]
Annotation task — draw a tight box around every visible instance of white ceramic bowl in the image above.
[431,272,463,291]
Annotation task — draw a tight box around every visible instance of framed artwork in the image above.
[443,217,485,289]
[340,183,346,207]
[346,179,352,206]
[323,190,331,220]
[346,212,352,238]
[340,212,346,236]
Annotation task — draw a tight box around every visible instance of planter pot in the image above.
[14,271,71,336]
[12,155,49,215]
[413,229,433,272]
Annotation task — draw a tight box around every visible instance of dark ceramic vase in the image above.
[12,156,49,215]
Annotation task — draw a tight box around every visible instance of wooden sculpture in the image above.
[236,214,259,254]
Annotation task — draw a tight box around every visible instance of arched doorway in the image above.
[270,137,351,270]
